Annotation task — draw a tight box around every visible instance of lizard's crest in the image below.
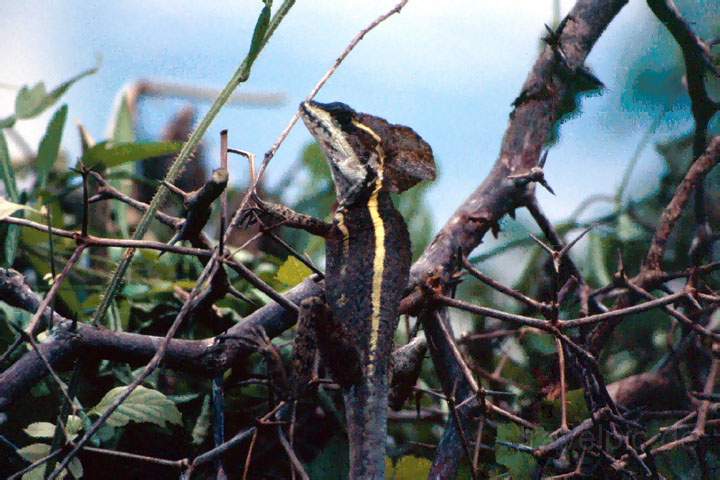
[299,100,436,206]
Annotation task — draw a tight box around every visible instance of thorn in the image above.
[77,122,96,154]
[528,233,554,256]
[557,277,576,304]
[158,232,181,258]
[613,249,627,286]
[455,246,464,271]
[496,440,534,454]
[228,286,259,307]
[684,270,703,311]
[87,192,108,204]
[162,180,188,199]
[575,65,605,90]
[556,15,574,36]
[447,274,464,289]
[538,177,556,196]
[538,149,549,168]
[508,166,556,195]
[685,289,703,312]
[450,270,465,282]
[542,22,563,50]
[559,225,593,259]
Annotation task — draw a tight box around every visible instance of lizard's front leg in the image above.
[292,296,362,398]
[241,193,332,237]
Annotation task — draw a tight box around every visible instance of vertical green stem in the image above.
[90,0,295,326]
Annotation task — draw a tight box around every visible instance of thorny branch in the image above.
[2,0,720,478]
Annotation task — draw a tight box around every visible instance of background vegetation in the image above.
[1,0,719,478]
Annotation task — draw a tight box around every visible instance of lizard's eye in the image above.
[323,102,355,126]
[333,111,354,128]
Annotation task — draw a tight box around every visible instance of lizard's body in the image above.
[252,100,434,479]
[326,190,410,476]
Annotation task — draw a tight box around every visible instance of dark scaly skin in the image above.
[255,100,434,479]
[325,191,411,478]
[292,296,362,397]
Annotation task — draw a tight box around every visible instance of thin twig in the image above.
[693,356,719,436]
[25,246,85,336]
[643,136,720,271]
[556,337,569,432]
[2,217,210,258]
[463,257,550,314]
[255,0,411,183]
[277,425,309,480]
[48,244,229,478]
[82,446,186,468]
[225,0,412,245]
[242,428,260,480]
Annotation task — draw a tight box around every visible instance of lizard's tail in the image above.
[343,375,389,480]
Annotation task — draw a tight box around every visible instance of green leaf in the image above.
[305,435,350,479]
[112,94,136,143]
[23,416,82,442]
[67,454,84,479]
[65,415,84,441]
[529,427,552,448]
[0,197,39,221]
[30,380,51,398]
[247,0,272,63]
[23,422,56,438]
[275,256,313,287]
[0,131,18,201]
[302,142,331,179]
[0,132,21,267]
[496,423,550,480]
[393,455,432,480]
[564,388,590,425]
[109,94,136,237]
[3,213,21,267]
[168,393,200,404]
[20,444,54,480]
[36,104,68,190]
[83,141,183,170]
[17,442,51,461]
[0,115,16,128]
[17,443,81,480]
[90,385,182,428]
[15,66,97,120]
[524,332,556,355]
[587,232,612,287]
[616,213,644,242]
[15,82,48,119]
[191,395,211,446]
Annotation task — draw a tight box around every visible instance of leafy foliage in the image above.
[387,455,433,479]
[495,424,550,479]
[275,255,313,287]
[90,385,182,428]
[0,66,96,129]
[17,443,83,480]
[2,6,720,478]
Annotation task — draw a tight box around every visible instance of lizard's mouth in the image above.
[298,101,351,165]
[298,101,369,206]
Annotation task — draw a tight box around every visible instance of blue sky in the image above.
[0,0,708,228]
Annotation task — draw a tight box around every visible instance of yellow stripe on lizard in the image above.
[335,210,350,257]
[352,118,387,377]
[367,177,385,377]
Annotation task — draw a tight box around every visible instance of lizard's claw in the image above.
[236,191,269,228]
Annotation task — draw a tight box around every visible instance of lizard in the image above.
[247,100,435,478]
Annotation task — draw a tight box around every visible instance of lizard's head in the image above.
[299,100,436,206]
